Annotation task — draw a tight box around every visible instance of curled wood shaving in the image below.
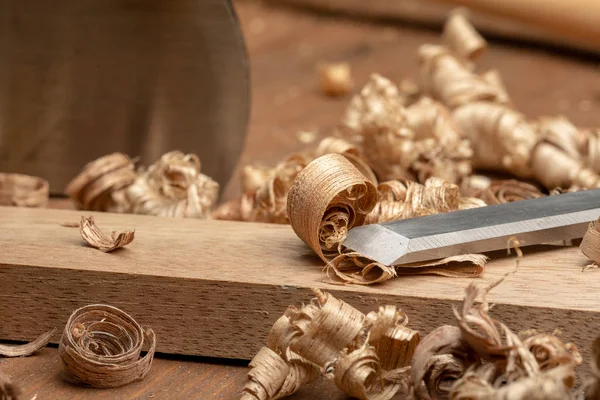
[419,45,502,109]
[315,137,378,184]
[318,62,353,97]
[65,153,136,211]
[366,178,485,224]
[580,217,600,264]
[58,304,156,388]
[0,173,49,208]
[412,325,480,400]
[287,153,377,262]
[126,151,219,218]
[0,371,20,400]
[0,329,56,357]
[442,9,486,61]
[473,180,544,205]
[244,288,417,400]
[452,102,538,176]
[80,216,135,252]
[531,142,600,189]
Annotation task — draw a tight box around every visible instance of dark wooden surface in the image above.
[2,0,600,398]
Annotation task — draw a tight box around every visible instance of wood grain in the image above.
[2,205,599,368]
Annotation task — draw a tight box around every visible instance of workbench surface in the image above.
[2,1,600,398]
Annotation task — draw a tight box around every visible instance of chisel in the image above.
[343,188,600,265]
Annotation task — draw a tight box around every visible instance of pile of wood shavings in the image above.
[212,10,600,284]
[242,278,599,400]
[66,151,218,218]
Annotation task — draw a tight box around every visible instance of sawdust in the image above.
[79,216,135,252]
[58,304,156,388]
[0,173,49,208]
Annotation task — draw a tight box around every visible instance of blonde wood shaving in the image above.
[243,288,417,400]
[531,142,600,189]
[442,10,486,61]
[80,216,135,252]
[0,371,20,400]
[125,151,219,218]
[453,101,538,176]
[317,62,353,97]
[473,180,544,205]
[0,173,49,208]
[58,304,156,388]
[65,153,137,211]
[0,328,56,357]
[419,45,502,108]
[412,325,480,400]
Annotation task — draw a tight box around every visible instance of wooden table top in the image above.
[2,0,600,398]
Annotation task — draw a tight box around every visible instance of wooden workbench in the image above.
[2,1,600,398]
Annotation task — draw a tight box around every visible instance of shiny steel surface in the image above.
[343,189,600,265]
[0,0,249,193]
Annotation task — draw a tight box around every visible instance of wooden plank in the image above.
[1,205,599,369]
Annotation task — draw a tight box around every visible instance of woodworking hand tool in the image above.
[0,0,249,194]
[343,189,600,265]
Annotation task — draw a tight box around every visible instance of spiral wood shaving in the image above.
[442,10,486,62]
[59,304,156,388]
[471,180,544,205]
[242,288,417,399]
[65,153,137,212]
[0,173,49,208]
[66,151,218,218]
[0,372,20,400]
[0,328,56,358]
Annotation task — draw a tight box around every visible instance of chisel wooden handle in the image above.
[443,0,600,49]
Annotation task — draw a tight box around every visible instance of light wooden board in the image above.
[1,206,599,366]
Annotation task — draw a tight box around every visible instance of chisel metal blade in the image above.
[343,188,600,266]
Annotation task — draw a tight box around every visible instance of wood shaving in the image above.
[65,153,136,211]
[58,304,156,388]
[242,288,416,399]
[472,180,544,205]
[419,45,503,108]
[80,216,135,252]
[580,217,600,264]
[412,325,479,399]
[126,151,219,218]
[0,173,49,208]
[0,371,20,400]
[317,62,353,97]
[442,9,486,61]
[0,329,56,357]
[452,102,538,177]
